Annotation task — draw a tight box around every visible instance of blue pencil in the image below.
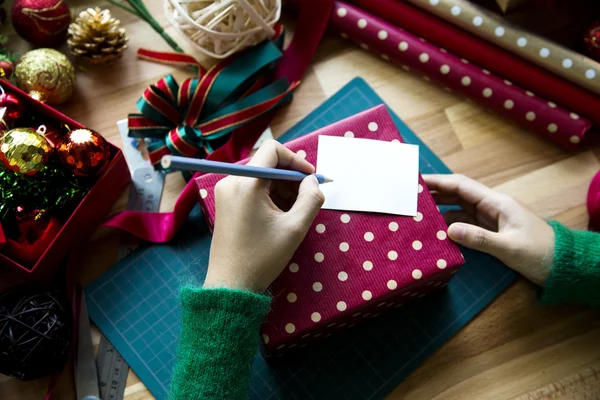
[161,155,333,184]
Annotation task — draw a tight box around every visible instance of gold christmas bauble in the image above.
[67,7,129,65]
[0,127,52,175]
[14,48,76,105]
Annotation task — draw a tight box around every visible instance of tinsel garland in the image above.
[0,159,92,223]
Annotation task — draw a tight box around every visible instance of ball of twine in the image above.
[0,285,72,380]
[165,0,281,59]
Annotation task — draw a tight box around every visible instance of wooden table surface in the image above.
[2,1,600,399]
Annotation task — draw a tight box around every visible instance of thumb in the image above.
[447,223,507,258]
[287,175,325,227]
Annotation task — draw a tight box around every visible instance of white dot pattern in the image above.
[412,269,423,280]
[364,232,374,242]
[316,224,325,233]
[504,100,514,109]
[368,122,378,132]
[340,214,350,223]
[419,53,430,63]
[547,123,558,133]
[388,222,399,232]
[517,37,527,47]
[437,259,447,269]
[388,250,398,261]
[562,58,573,68]
[339,242,349,252]
[362,290,372,301]
[336,7,347,17]
[285,323,295,333]
[413,212,423,222]
[344,131,354,138]
[296,150,306,159]
[539,48,550,58]
[338,271,348,281]
[494,27,505,37]
[357,18,367,29]
[418,184,424,193]
[199,189,208,199]
[398,41,409,52]
[287,293,297,303]
[461,76,471,86]
[314,252,324,262]
[472,16,483,26]
[526,111,536,121]
[482,88,493,98]
[363,261,373,271]
[311,312,321,322]
[336,301,347,311]
[570,136,580,144]
[451,5,461,15]
[387,280,398,290]
[262,334,269,344]
[440,65,450,75]
[437,230,447,240]
[289,263,299,273]
[312,282,323,292]
[586,69,596,79]
[412,240,423,250]
[377,30,388,40]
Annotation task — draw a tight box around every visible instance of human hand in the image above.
[204,140,325,292]
[423,174,555,286]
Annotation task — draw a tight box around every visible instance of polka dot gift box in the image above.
[195,105,465,353]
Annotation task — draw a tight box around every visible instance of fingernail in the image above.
[448,224,465,241]
[308,174,318,184]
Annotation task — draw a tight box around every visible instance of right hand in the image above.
[423,174,555,286]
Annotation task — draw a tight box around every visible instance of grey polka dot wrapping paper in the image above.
[195,105,466,353]
[332,1,592,150]
[85,78,517,400]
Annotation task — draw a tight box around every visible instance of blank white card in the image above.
[316,136,419,216]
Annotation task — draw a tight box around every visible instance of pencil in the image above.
[161,155,333,184]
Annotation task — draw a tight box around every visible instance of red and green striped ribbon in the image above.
[128,26,294,168]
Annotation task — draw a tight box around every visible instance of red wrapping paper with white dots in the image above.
[330,2,592,150]
[195,105,465,352]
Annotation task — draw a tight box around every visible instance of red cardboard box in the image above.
[0,81,130,277]
[194,105,465,353]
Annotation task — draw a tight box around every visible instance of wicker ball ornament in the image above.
[165,0,281,59]
[0,286,72,380]
[67,7,129,65]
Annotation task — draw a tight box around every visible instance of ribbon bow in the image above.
[127,28,297,168]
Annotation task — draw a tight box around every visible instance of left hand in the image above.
[204,140,325,292]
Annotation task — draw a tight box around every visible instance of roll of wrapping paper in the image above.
[332,2,591,150]
[344,0,600,128]
[405,0,600,96]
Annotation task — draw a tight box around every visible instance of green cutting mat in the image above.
[87,77,516,399]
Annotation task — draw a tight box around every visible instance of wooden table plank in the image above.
[1,3,600,399]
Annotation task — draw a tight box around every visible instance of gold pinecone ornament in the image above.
[67,8,128,65]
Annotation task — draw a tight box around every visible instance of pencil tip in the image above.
[322,176,333,183]
[161,156,171,169]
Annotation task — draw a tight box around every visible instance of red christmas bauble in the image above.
[0,60,14,79]
[0,93,25,131]
[584,21,600,62]
[56,128,111,177]
[11,0,71,47]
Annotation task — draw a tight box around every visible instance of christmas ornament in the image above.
[11,0,71,47]
[56,128,111,177]
[67,7,129,65]
[0,285,71,380]
[14,49,75,105]
[0,127,52,175]
[0,59,14,79]
[0,91,24,131]
[584,21,600,62]
[165,0,281,58]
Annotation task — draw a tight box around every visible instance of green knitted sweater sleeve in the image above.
[541,221,600,307]
[169,286,271,400]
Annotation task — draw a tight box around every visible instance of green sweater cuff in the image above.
[170,287,271,400]
[541,221,600,308]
